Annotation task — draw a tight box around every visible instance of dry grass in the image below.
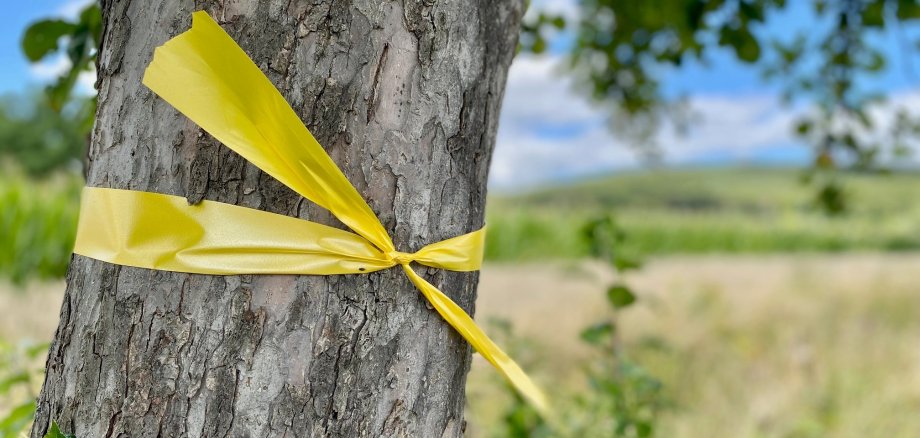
[469,254,920,437]
[0,282,63,343]
[4,254,920,437]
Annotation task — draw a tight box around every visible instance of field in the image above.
[3,254,919,437]
[468,255,920,437]
[487,168,920,259]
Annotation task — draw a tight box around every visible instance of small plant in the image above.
[21,2,100,114]
[489,215,666,437]
[572,216,665,438]
[0,339,48,437]
[485,318,553,438]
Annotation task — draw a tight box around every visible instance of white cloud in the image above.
[492,54,920,190]
[28,54,97,96]
[25,0,97,96]
[75,70,96,95]
[525,0,579,21]
[29,54,71,80]
[491,54,813,190]
[492,56,631,188]
[659,94,802,161]
[57,0,94,20]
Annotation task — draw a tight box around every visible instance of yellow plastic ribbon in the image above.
[74,11,548,417]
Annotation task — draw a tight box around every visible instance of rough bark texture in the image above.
[32,1,523,436]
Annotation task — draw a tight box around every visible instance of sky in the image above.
[492,0,920,189]
[0,0,94,95]
[5,0,920,190]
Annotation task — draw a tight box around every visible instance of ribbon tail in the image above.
[74,187,394,275]
[400,264,551,418]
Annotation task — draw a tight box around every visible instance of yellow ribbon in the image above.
[74,11,548,417]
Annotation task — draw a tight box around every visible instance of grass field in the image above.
[467,255,920,437]
[4,254,919,437]
[0,171,80,284]
[486,168,920,260]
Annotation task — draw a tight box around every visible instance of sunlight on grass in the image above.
[467,255,920,437]
[486,168,920,260]
[0,171,80,284]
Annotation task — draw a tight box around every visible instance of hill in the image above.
[485,167,920,260]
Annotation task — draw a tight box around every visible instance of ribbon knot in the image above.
[386,250,414,266]
[73,11,548,419]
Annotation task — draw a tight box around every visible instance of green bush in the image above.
[0,172,80,284]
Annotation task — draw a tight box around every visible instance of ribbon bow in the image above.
[74,11,548,416]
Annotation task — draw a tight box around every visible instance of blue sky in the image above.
[0,1,93,95]
[490,0,920,188]
[657,0,920,97]
[5,0,920,189]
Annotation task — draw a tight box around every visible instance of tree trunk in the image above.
[32,1,523,436]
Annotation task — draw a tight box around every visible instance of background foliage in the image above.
[0,172,81,285]
[523,0,920,212]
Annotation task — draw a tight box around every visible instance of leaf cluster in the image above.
[21,4,101,111]
[521,0,920,213]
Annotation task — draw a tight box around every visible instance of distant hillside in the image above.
[485,168,920,260]
[492,167,920,214]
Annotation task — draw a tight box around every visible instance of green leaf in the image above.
[862,1,885,27]
[531,37,547,54]
[45,420,77,438]
[865,50,885,72]
[795,120,812,135]
[718,26,761,63]
[607,284,637,309]
[738,1,765,22]
[815,181,847,215]
[580,322,614,345]
[898,1,920,20]
[0,401,35,436]
[0,371,31,394]
[550,16,566,29]
[79,4,103,40]
[21,20,77,62]
[613,255,642,272]
[44,420,75,438]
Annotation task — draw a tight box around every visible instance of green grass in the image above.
[486,167,920,260]
[0,172,80,284]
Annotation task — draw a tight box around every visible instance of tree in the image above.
[31,1,523,436]
[523,0,920,212]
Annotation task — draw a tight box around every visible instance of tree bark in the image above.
[32,1,523,436]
